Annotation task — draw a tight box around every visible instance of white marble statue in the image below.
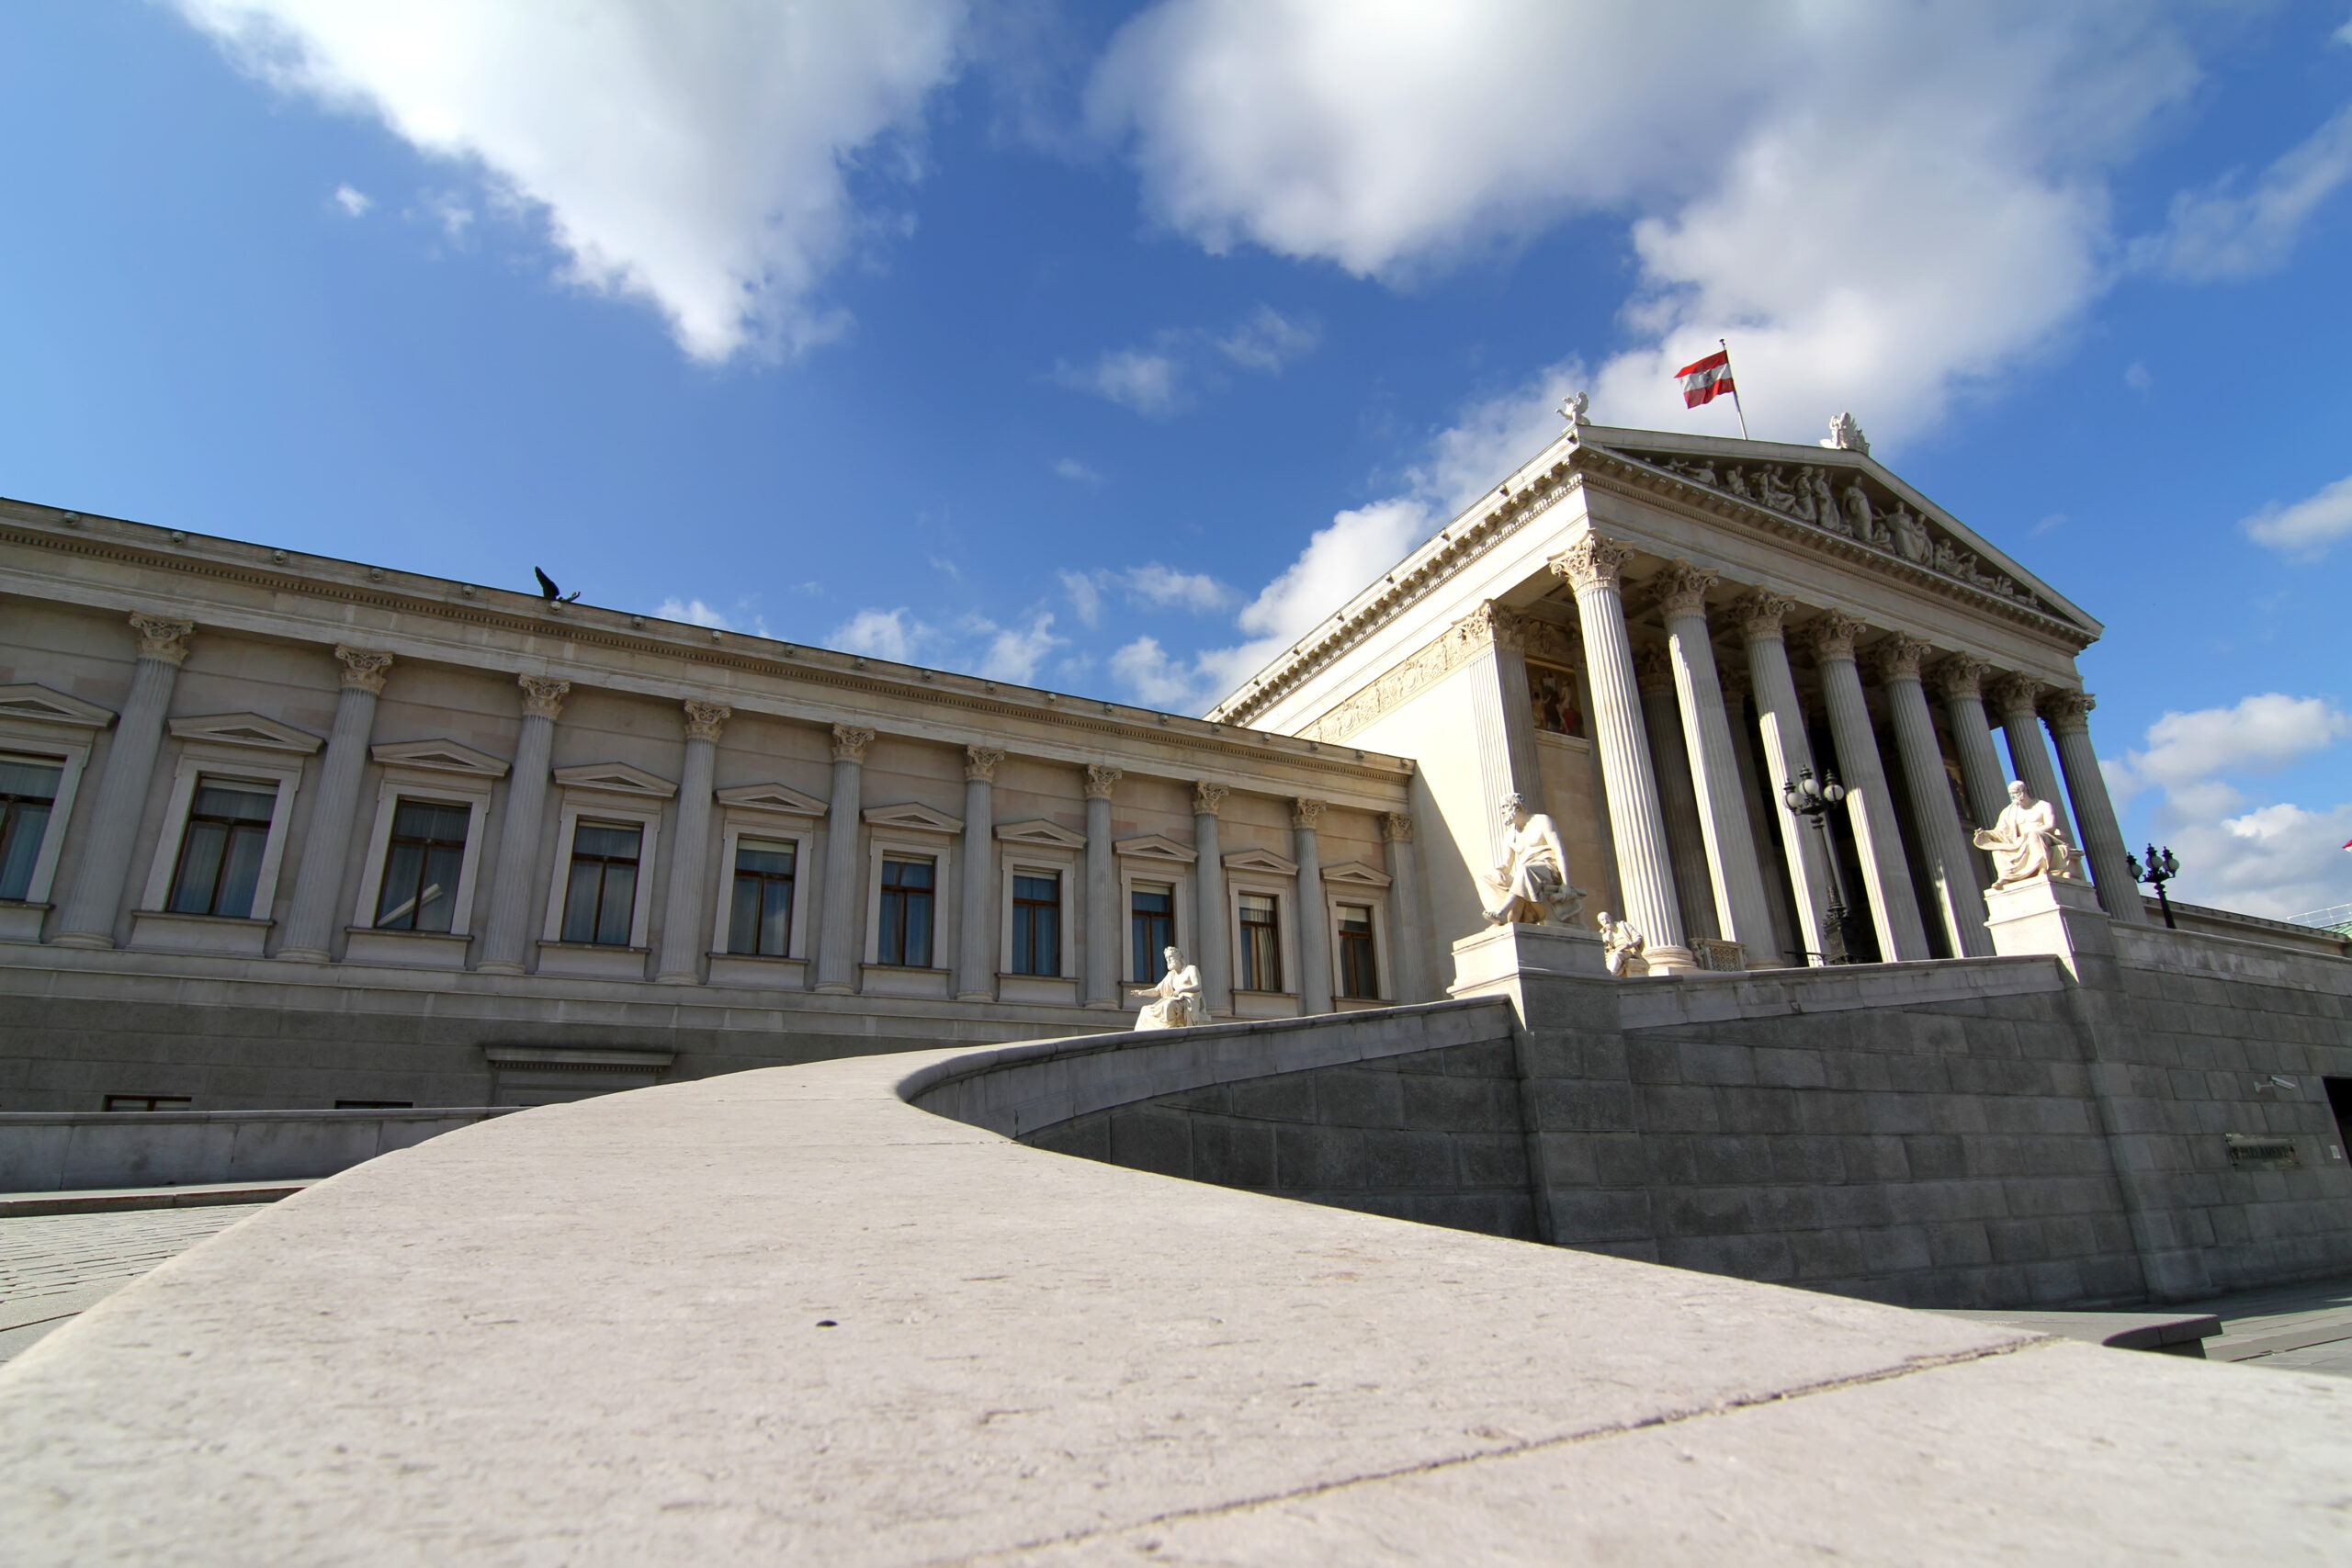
[1482,796,1587,926]
[1825,412,1871,454]
[1557,390,1589,431]
[1972,780,2085,887]
[1597,911,1649,976]
[1131,946,1206,1030]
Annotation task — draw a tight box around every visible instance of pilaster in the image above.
[654,702,729,984]
[277,646,394,961]
[956,746,1003,999]
[1381,810,1431,1002]
[1192,782,1232,1016]
[475,675,569,975]
[1293,797,1331,1014]
[1082,764,1121,1009]
[811,724,873,995]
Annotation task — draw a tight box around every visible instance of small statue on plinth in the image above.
[1481,795,1587,926]
[1132,946,1206,1030]
[1972,780,2085,888]
[1597,911,1649,976]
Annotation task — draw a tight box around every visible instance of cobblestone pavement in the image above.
[0,1205,271,1364]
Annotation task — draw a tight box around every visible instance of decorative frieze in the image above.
[517,674,570,720]
[1651,560,1719,619]
[2041,688,2096,734]
[831,724,875,764]
[964,745,1004,783]
[1084,763,1123,800]
[683,701,730,743]
[129,613,195,667]
[1549,535,1634,592]
[1297,602,1529,744]
[1870,634,1931,684]
[335,646,393,694]
[1803,611,1868,664]
[1193,781,1228,816]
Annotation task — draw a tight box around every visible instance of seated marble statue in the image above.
[1971,780,2084,887]
[1482,798,1588,926]
[1131,946,1206,1031]
[1596,911,1649,977]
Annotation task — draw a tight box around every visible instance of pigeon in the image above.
[533,567,582,604]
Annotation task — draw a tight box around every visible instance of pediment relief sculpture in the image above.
[715,782,828,816]
[861,802,963,835]
[554,761,678,799]
[1117,832,1198,864]
[370,738,510,778]
[995,818,1088,849]
[1222,846,1298,876]
[1318,860,1394,889]
[167,712,324,754]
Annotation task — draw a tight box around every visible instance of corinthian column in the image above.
[1731,591,1832,964]
[2043,690,2146,923]
[1193,782,1232,1016]
[1988,674,2076,848]
[956,746,1002,1000]
[278,647,393,961]
[1549,536,1692,972]
[1872,637,1992,957]
[1928,656,2008,833]
[812,725,873,995]
[1382,812,1430,1001]
[1804,614,1930,962]
[1634,647,1718,942]
[53,614,195,948]
[654,701,729,984]
[475,675,568,975]
[1293,797,1331,1013]
[1656,562,1777,963]
[1083,764,1121,1010]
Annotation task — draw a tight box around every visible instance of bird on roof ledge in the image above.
[533,567,582,604]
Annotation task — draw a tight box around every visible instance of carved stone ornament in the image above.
[1460,601,1526,652]
[831,724,875,764]
[1083,763,1123,800]
[1869,634,1931,684]
[1802,611,1867,664]
[334,646,393,694]
[1727,589,1796,643]
[683,701,731,743]
[1381,810,1414,843]
[1632,645,1677,693]
[1987,674,2043,722]
[1928,655,1990,704]
[516,674,571,720]
[1548,535,1634,593]
[2041,688,2097,733]
[1558,390,1589,431]
[1650,560,1719,621]
[1826,412,1871,455]
[1192,781,1228,816]
[129,613,196,667]
[964,745,1004,783]
[1292,796,1327,830]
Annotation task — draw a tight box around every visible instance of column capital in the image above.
[2041,688,2097,733]
[1927,654,1990,703]
[1083,762,1122,800]
[1869,634,1931,684]
[1291,796,1327,830]
[831,724,875,763]
[1801,611,1867,664]
[1632,645,1676,694]
[1193,781,1228,816]
[1380,810,1414,843]
[1651,559,1719,619]
[1987,673,2043,722]
[1548,534,1633,592]
[334,645,393,694]
[517,674,570,720]
[1728,588,1795,643]
[964,744,1004,783]
[1453,600,1526,652]
[129,613,195,667]
[683,701,730,743]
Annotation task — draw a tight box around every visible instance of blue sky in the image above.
[2,1,2349,919]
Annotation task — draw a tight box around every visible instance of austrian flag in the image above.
[1676,349,1736,408]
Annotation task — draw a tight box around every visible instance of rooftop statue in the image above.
[1131,946,1206,1030]
[1972,780,2086,887]
[1481,795,1587,926]
[1557,390,1590,433]
[1825,412,1871,455]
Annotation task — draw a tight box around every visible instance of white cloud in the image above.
[1054,457,1103,483]
[174,0,965,361]
[2122,694,2351,791]
[656,594,771,638]
[2243,472,2352,559]
[831,606,919,662]
[1125,562,1234,613]
[332,183,371,216]
[975,611,1063,682]
[1213,304,1318,372]
[1054,348,1183,416]
[1054,304,1320,417]
[2135,103,2352,280]
[1058,570,1107,628]
[824,604,1063,682]
[2123,360,2151,392]
[1110,636,1203,708]
[2165,800,2352,921]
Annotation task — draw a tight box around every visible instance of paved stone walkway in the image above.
[2186,1275,2352,1377]
[0,1205,270,1364]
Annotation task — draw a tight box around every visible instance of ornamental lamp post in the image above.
[2126,843,2181,930]
[1781,765,1866,964]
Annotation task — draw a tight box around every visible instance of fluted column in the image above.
[476,675,569,975]
[1382,812,1430,1001]
[1656,562,1778,963]
[2044,690,2145,924]
[1192,783,1232,1016]
[1873,637,1992,957]
[1083,764,1121,1010]
[654,702,729,984]
[1804,614,1930,962]
[278,647,394,961]
[1549,536,1692,972]
[1928,657,2009,834]
[53,614,195,948]
[1293,798,1331,1013]
[1634,647,1718,942]
[1732,592,1832,964]
[955,746,1002,999]
[812,725,872,995]
[1726,685,1801,967]
[1989,674,2076,847]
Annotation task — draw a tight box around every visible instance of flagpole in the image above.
[1722,336,1750,441]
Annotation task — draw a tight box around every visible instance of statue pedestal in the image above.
[1983,874,2111,980]
[1449,922,1608,996]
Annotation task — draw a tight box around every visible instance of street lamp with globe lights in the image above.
[2126,843,2181,929]
[1782,766,1867,964]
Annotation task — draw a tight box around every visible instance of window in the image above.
[1238,891,1283,992]
[1131,885,1175,981]
[0,756,62,901]
[104,1094,191,1112]
[1339,904,1380,999]
[1012,873,1060,976]
[878,855,934,967]
[165,781,277,917]
[728,839,797,957]
[373,799,471,932]
[560,821,643,946]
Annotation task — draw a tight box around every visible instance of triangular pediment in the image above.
[716,782,828,817]
[0,683,115,729]
[996,818,1088,849]
[1319,859,1394,888]
[168,712,323,754]
[1115,832,1198,864]
[1222,846,1298,876]
[862,801,963,834]
[371,738,510,778]
[553,761,678,799]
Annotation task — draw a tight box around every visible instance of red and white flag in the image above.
[1675,349,1735,408]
